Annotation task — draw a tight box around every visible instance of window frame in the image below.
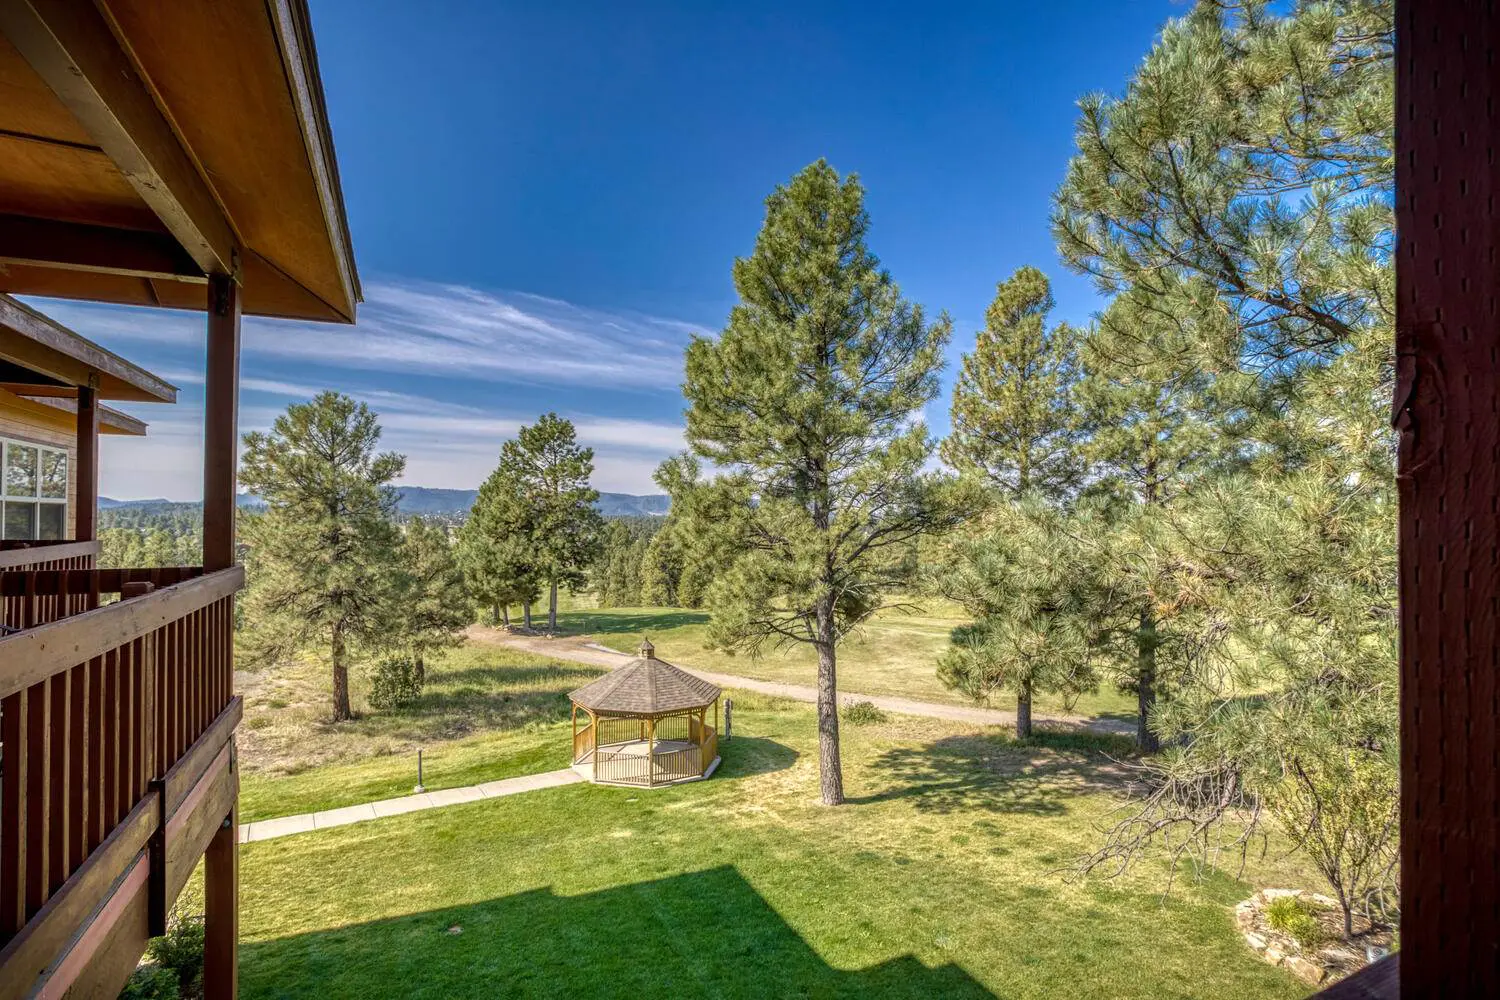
[2,435,70,541]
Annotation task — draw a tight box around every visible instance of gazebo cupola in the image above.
[569,639,721,787]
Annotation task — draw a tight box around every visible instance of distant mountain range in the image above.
[98,488,670,518]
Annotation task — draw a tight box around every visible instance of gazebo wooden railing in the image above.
[577,716,718,787]
[0,564,243,996]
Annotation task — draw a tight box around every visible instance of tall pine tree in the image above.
[509,414,603,632]
[1056,0,1398,927]
[1076,294,1224,752]
[458,462,541,628]
[679,160,955,805]
[390,516,469,682]
[942,266,1082,498]
[936,266,1088,736]
[239,392,405,722]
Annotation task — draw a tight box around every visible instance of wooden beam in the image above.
[203,802,238,999]
[0,792,157,1000]
[75,384,99,542]
[0,294,178,404]
[203,274,241,572]
[1395,1,1500,996]
[0,215,204,284]
[0,0,236,275]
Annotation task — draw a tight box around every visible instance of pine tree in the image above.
[390,516,469,682]
[238,392,405,722]
[935,266,1088,734]
[504,413,603,631]
[935,498,1100,737]
[1056,0,1399,924]
[638,528,680,606]
[457,471,540,627]
[1076,294,1224,752]
[942,266,1082,498]
[679,160,956,805]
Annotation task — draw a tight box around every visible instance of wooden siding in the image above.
[0,391,77,539]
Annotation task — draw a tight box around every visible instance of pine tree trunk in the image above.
[549,579,559,633]
[500,605,510,628]
[523,601,533,630]
[814,595,845,806]
[1136,605,1159,753]
[1016,679,1033,740]
[331,622,352,722]
[414,654,425,686]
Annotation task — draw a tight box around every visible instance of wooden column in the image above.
[203,272,241,573]
[1395,2,1500,995]
[646,717,655,787]
[204,804,237,998]
[203,269,240,996]
[74,381,99,541]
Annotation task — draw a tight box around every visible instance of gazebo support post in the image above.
[590,710,598,783]
[570,704,577,762]
[647,717,656,786]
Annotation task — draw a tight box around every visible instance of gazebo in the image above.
[570,639,722,787]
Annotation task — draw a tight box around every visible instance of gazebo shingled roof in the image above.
[569,639,720,717]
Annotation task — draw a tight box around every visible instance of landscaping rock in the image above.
[1235,888,1394,986]
[1288,957,1326,985]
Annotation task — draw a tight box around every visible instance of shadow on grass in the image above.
[850,732,1135,816]
[560,607,711,635]
[242,866,997,999]
[717,735,799,779]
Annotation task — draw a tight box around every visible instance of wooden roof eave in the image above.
[0,0,361,323]
[0,294,176,402]
[0,387,147,436]
[20,394,148,435]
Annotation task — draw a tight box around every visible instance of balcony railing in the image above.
[0,540,100,628]
[0,562,243,995]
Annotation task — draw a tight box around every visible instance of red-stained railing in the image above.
[0,566,242,943]
[0,540,99,627]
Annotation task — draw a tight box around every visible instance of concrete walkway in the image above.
[482,629,1134,737]
[238,768,582,844]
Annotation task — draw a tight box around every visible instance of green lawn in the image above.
[557,597,1140,721]
[237,645,604,822]
[237,687,1316,999]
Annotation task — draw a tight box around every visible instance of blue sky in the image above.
[35,0,1181,500]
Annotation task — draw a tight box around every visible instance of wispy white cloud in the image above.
[33,278,704,390]
[30,279,701,500]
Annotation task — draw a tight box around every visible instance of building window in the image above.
[2,438,68,540]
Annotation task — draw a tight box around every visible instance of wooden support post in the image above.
[204,803,237,999]
[590,711,598,783]
[1395,3,1500,995]
[203,271,241,573]
[75,381,99,542]
[646,717,656,787]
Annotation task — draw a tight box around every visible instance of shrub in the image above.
[120,966,180,1000]
[122,908,204,999]
[1265,895,1323,949]
[368,654,424,709]
[843,700,888,725]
